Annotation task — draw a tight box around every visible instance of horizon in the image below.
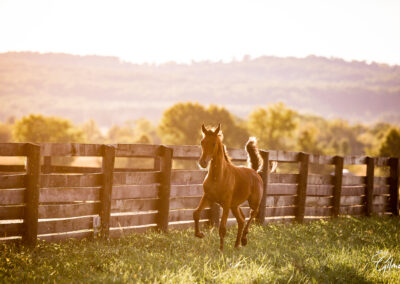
[1,0,399,65]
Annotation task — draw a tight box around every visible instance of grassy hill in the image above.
[1,52,399,126]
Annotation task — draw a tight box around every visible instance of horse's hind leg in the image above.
[193,195,210,238]
[231,205,245,248]
[241,206,258,246]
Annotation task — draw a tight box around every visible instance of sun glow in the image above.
[0,0,399,64]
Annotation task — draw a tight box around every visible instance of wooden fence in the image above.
[0,143,399,245]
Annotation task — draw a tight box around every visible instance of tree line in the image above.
[0,102,399,159]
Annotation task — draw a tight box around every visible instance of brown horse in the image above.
[193,124,264,251]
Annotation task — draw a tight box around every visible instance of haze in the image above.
[1,0,399,65]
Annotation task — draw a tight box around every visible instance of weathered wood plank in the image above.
[40,143,103,156]
[265,196,297,207]
[0,189,25,205]
[168,209,210,222]
[307,185,334,196]
[41,173,103,188]
[112,184,159,199]
[269,173,298,184]
[307,174,334,185]
[169,145,201,160]
[267,184,298,195]
[38,231,93,242]
[341,186,366,196]
[114,144,159,157]
[0,165,25,172]
[340,205,365,215]
[342,175,366,186]
[268,150,299,162]
[38,217,93,234]
[170,184,203,198]
[340,196,365,206]
[111,198,158,213]
[227,148,247,161]
[50,165,101,173]
[373,195,389,205]
[264,206,296,217]
[38,203,100,219]
[170,196,201,210]
[0,205,24,220]
[39,187,100,203]
[309,154,335,165]
[372,204,390,213]
[23,143,41,246]
[343,156,367,165]
[0,174,26,189]
[374,157,390,167]
[113,171,160,186]
[373,185,390,195]
[0,222,23,237]
[304,207,333,217]
[0,143,26,156]
[110,212,157,227]
[171,170,207,185]
[305,196,332,207]
[374,176,390,186]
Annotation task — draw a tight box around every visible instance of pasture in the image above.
[1,217,400,283]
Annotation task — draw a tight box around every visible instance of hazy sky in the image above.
[1,0,399,65]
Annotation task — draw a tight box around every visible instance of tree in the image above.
[13,114,83,143]
[247,102,297,150]
[158,102,248,148]
[379,128,400,157]
[0,122,12,142]
[297,127,322,154]
[80,119,104,143]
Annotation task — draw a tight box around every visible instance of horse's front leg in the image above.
[193,194,210,238]
[219,205,230,251]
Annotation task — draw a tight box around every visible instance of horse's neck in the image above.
[209,142,227,181]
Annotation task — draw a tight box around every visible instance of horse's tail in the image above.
[245,137,263,173]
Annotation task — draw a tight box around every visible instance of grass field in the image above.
[1,217,400,283]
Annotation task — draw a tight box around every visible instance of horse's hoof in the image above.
[241,238,247,246]
[234,245,241,250]
[195,232,205,238]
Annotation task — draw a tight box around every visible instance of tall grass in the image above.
[1,217,400,283]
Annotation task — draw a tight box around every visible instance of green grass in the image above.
[1,217,400,283]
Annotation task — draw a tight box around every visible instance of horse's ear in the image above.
[201,124,208,135]
[214,123,221,135]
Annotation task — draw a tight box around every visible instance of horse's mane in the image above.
[219,139,232,164]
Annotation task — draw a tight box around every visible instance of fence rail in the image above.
[0,142,398,244]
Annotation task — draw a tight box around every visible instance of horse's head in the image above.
[199,123,221,168]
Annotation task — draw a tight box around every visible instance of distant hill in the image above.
[1,52,399,126]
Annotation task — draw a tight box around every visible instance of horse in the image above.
[193,123,265,251]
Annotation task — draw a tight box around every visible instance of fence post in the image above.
[365,157,375,216]
[257,150,270,224]
[23,143,41,246]
[43,156,52,174]
[157,145,173,232]
[332,156,344,217]
[297,152,309,223]
[389,157,399,216]
[100,145,115,239]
